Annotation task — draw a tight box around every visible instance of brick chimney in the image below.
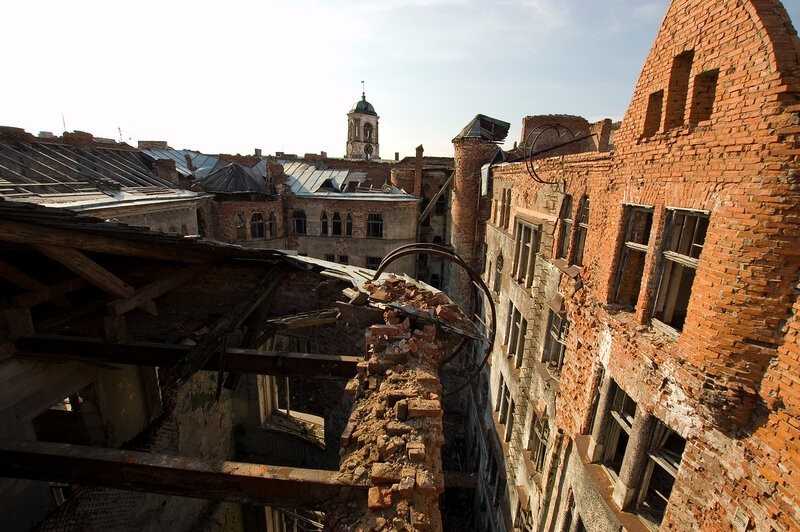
[414,145,424,197]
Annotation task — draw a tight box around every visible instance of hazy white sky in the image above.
[2,1,799,159]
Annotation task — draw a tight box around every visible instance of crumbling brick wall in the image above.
[328,276,470,531]
[459,1,800,529]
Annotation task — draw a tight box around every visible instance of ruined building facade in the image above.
[448,0,800,530]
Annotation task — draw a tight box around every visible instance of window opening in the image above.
[574,196,589,266]
[664,50,695,130]
[365,256,382,269]
[250,212,265,239]
[493,254,503,294]
[504,399,516,442]
[602,382,636,477]
[505,302,527,369]
[292,210,307,235]
[512,219,539,287]
[332,212,342,235]
[345,213,353,236]
[613,206,654,309]
[542,310,569,371]
[268,212,277,237]
[320,211,328,236]
[689,69,719,125]
[557,195,573,260]
[652,209,708,331]
[643,90,664,137]
[637,422,686,527]
[337,255,349,265]
[528,415,549,473]
[324,254,335,262]
[367,213,383,238]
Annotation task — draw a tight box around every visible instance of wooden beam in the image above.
[14,335,360,379]
[108,263,211,316]
[0,218,212,263]
[0,440,366,507]
[12,277,89,308]
[34,244,157,316]
[169,265,289,385]
[0,258,72,309]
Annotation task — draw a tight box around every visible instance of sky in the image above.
[2,1,799,159]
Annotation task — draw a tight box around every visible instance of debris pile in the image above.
[327,276,465,531]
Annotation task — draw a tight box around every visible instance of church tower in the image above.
[346,84,379,160]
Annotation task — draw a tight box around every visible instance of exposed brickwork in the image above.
[329,276,469,531]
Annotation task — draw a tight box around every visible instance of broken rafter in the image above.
[0,439,366,507]
[169,264,289,385]
[14,335,359,378]
[253,308,340,346]
[34,244,157,316]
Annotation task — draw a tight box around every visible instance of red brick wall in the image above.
[468,0,800,528]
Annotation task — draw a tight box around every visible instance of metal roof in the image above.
[0,141,202,208]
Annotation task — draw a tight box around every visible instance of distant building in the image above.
[345,91,380,160]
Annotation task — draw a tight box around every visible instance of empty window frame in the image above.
[337,255,349,265]
[250,212,265,239]
[512,220,539,287]
[320,211,329,236]
[689,69,719,125]
[367,213,383,238]
[664,50,695,130]
[643,90,664,137]
[324,254,335,262]
[268,213,277,237]
[505,302,528,369]
[652,209,709,332]
[602,382,637,477]
[613,206,654,309]
[557,195,573,260]
[493,254,503,294]
[292,210,307,235]
[345,213,353,236]
[504,398,516,442]
[495,374,505,412]
[332,212,342,235]
[235,213,246,241]
[499,383,511,425]
[365,256,382,269]
[637,422,686,527]
[364,123,373,141]
[542,309,569,371]
[573,196,590,266]
[528,415,549,473]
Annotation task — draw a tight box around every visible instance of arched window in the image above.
[345,213,353,236]
[268,213,277,237]
[332,212,342,236]
[235,214,246,241]
[557,195,573,260]
[364,123,373,141]
[292,210,307,235]
[367,213,383,238]
[250,212,265,239]
[320,211,328,236]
